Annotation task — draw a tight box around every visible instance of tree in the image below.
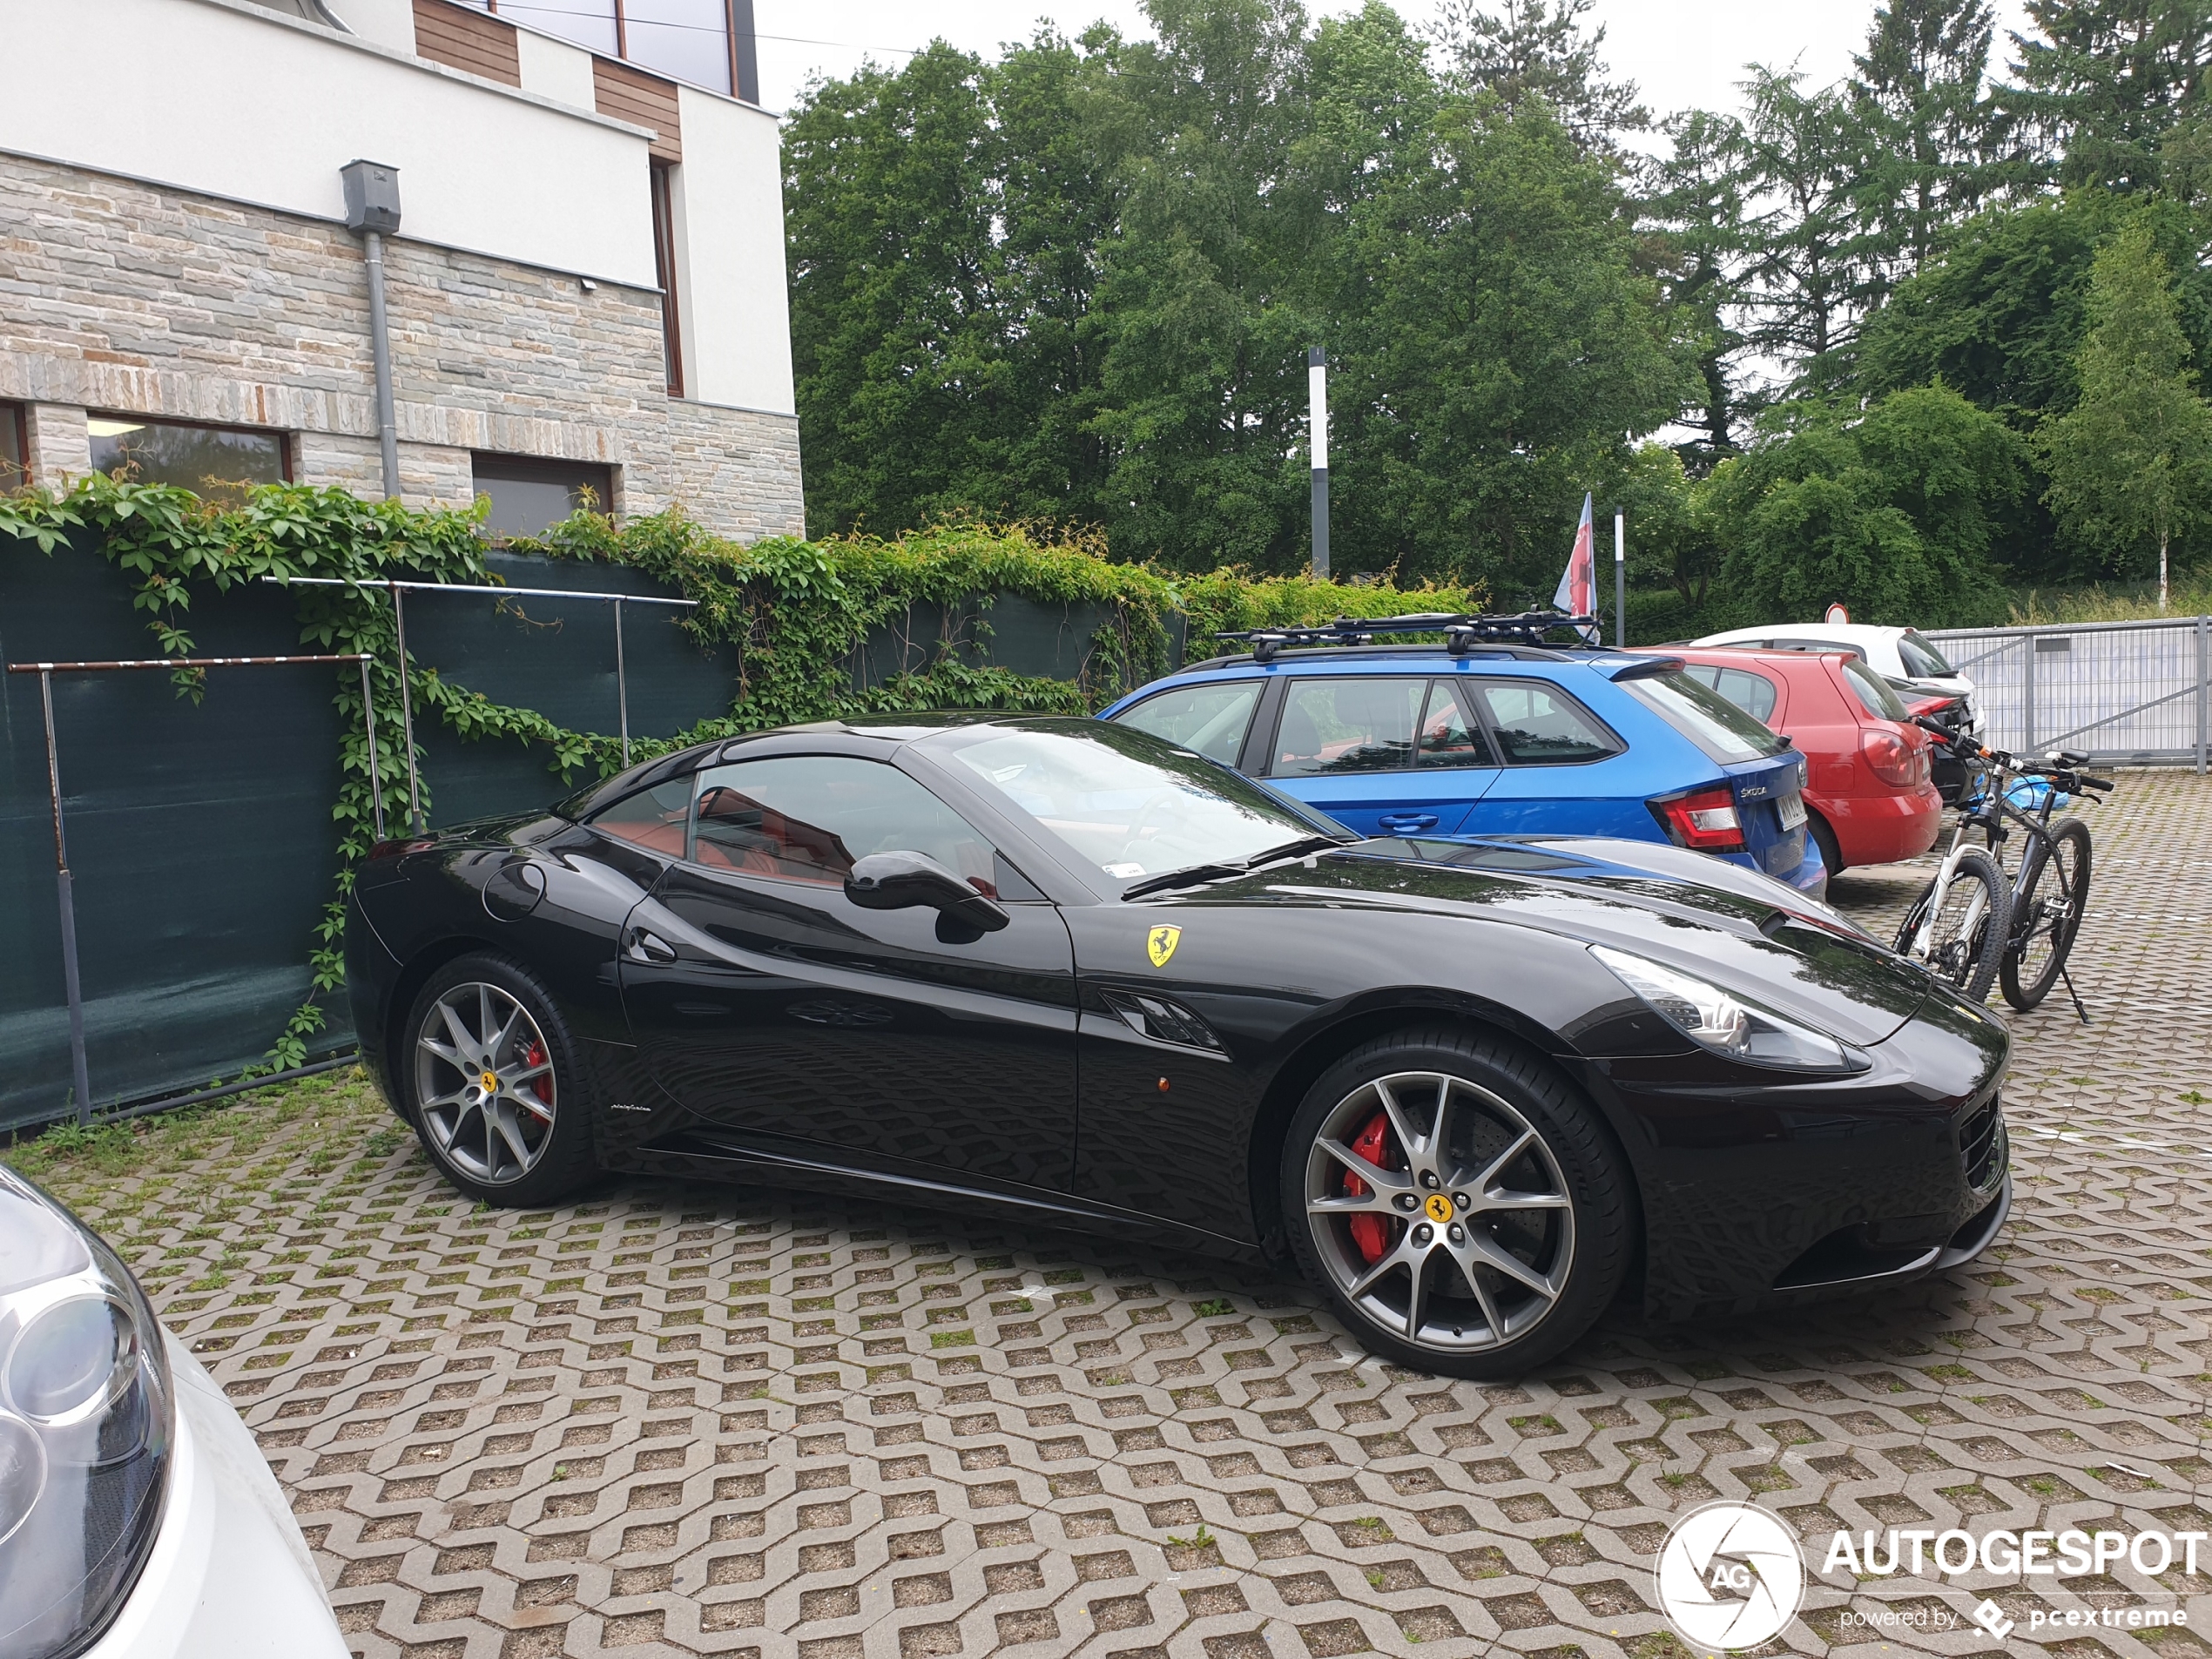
[1851,0,2007,283]
[785,0,1704,584]
[1703,386,2025,624]
[1607,442,1716,612]
[1329,98,1697,590]
[2006,0,2212,191]
[2037,218,2212,604]
[786,42,1108,538]
[1647,108,1755,464]
[1428,0,1648,150]
[1082,0,1325,570]
[1855,197,2105,421]
[1733,68,1888,388]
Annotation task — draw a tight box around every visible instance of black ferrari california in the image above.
[346,713,2010,1377]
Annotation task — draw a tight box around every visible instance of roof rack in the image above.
[1213,610,1600,664]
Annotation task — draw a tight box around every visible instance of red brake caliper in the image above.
[1343,1111,1395,1264]
[523,1039,551,1107]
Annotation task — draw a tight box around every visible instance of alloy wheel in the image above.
[414,981,557,1185]
[1303,1070,1575,1355]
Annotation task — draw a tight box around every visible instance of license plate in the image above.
[1777,793,1807,832]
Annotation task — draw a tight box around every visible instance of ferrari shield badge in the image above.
[1146,925,1182,968]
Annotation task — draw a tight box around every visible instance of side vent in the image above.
[1097,988,1224,1053]
[1959,1098,2005,1189]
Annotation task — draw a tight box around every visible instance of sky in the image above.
[751,0,2040,124]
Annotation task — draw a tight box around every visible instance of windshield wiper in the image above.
[1118,836,1345,900]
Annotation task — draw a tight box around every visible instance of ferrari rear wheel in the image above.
[403,954,596,1206]
[1283,1030,1630,1379]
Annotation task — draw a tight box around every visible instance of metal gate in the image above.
[1920,616,2211,772]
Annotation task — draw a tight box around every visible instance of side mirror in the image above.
[845,851,1010,936]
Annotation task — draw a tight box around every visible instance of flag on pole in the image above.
[1554,493,1597,640]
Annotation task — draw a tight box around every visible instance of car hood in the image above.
[1157,833,1936,1049]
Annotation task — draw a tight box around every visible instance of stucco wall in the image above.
[0,0,661,288]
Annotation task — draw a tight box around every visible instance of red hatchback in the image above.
[1634,646,1944,875]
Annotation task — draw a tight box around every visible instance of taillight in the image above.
[1650,785,1746,853]
[1860,728,1919,787]
[369,837,437,860]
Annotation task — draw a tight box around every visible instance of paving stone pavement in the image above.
[10,768,2212,1659]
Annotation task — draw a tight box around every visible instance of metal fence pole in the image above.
[38,671,94,1126]
[358,655,386,840]
[2198,614,2209,777]
[2023,633,2037,755]
[392,586,423,833]
[615,597,630,768]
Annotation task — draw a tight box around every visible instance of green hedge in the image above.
[1,477,1480,1076]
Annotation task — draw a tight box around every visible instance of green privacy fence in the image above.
[0,481,1470,1131]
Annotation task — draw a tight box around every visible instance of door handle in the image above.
[625,927,677,963]
[1378,813,1440,833]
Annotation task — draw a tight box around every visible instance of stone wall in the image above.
[0,152,803,539]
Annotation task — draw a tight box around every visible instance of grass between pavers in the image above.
[2,1067,439,1294]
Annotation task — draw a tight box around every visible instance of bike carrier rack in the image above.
[1214,610,1601,664]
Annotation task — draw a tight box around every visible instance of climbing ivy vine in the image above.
[1,475,1469,1089]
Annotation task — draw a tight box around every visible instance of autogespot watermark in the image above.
[1654,1501,2200,1649]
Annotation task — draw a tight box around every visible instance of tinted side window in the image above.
[1416,681,1495,767]
[690,756,998,892]
[1898,631,1955,678]
[1271,678,1422,776]
[588,779,691,858]
[1621,669,1789,762]
[1113,682,1260,766]
[1682,663,1778,724]
[1841,657,1912,720]
[1468,680,1620,765]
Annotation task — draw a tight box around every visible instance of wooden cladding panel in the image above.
[412,0,521,86]
[594,57,682,163]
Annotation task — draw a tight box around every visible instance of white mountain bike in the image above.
[1892,720,2011,1001]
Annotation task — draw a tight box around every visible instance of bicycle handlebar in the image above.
[1906,713,2118,797]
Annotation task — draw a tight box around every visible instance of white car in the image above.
[1689,623,1976,718]
[0,1166,347,1659]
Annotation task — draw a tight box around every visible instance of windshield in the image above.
[1622,667,1790,763]
[1898,631,1956,678]
[940,722,1335,880]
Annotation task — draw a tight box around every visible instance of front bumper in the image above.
[1580,988,2011,1321]
[84,1337,347,1659]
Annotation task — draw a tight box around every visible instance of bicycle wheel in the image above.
[2000,818,2093,1011]
[1895,849,2010,1001]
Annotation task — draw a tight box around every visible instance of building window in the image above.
[472,454,615,537]
[457,0,752,98]
[1,402,26,489]
[651,162,685,396]
[88,415,289,502]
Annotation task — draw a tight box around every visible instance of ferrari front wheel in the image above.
[1283,1030,1630,1379]
[401,954,596,1206]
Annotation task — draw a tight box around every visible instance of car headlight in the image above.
[0,1168,173,1659]
[1590,945,1865,1072]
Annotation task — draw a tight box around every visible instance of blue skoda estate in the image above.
[1099,613,1826,897]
